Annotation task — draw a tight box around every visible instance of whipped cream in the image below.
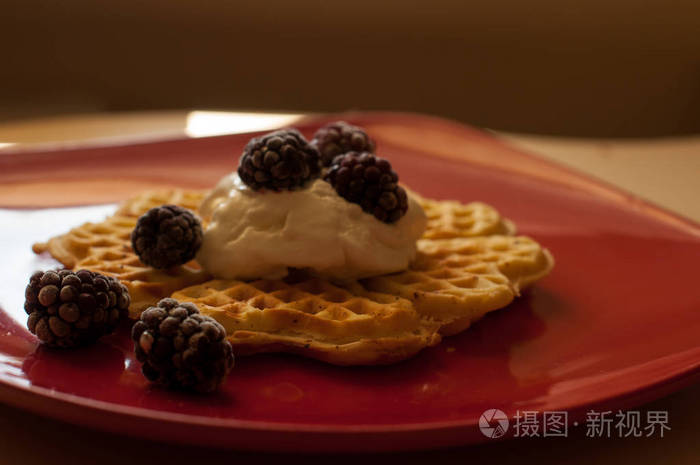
[197,173,427,280]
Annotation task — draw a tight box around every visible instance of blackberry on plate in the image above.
[311,121,376,166]
[237,128,321,191]
[131,298,234,393]
[131,205,203,269]
[324,152,409,223]
[25,269,130,348]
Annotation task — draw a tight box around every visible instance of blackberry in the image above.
[131,205,203,269]
[24,269,130,348]
[311,121,376,166]
[237,129,321,191]
[324,152,409,223]
[132,298,234,393]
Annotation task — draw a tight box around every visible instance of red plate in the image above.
[0,113,698,452]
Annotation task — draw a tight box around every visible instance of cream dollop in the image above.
[197,173,427,280]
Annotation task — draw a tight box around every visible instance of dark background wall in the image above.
[3,0,700,136]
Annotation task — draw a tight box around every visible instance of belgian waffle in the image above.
[361,235,553,335]
[414,192,517,239]
[172,277,441,365]
[32,190,211,316]
[32,215,137,269]
[32,188,208,266]
[114,188,207,218]
[75,252,208,318]
[33,214,209,317]
[32,187,553,365]
[417,236,554,293]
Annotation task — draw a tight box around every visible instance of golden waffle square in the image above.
[416,236,554,293]
[32,215,137,269]
[75,251,208,318]
[32,188,208,266]
[172,277,442,366]
[33,215,209,317]
[32,188,212,317]
[412,191,517,239]
[361,235,553,336]
[114,188,207,218]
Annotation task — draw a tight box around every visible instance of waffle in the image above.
[413,192,516,239]
[75,250,208,318]
[32,215,137,269]
[31,187,553,365]
[33,215,209,317]
[32,188,209,265]
[417,236,554,293]
[172,277,441,366]
[361,235,553,335]
[114,188,207,218]
[32,188,211,317]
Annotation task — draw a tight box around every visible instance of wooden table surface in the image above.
[0,111,698,463]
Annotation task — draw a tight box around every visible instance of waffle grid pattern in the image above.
[362,235,553,335]
[32,191,210,317]
[32,188,553,365]
[172,278,442,365]
[114,188,207,218]
[417,195,516,239]
[417,236,555,292]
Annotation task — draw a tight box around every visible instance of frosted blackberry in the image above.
[237,129,321,191]
[311,121,376,166]
[324,152,409,223]
[132,298,235,393]
[24,269,130,348]
[131,205,203,269]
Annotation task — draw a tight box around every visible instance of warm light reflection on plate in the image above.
[185,111,305,138]
[0,111,305,150]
